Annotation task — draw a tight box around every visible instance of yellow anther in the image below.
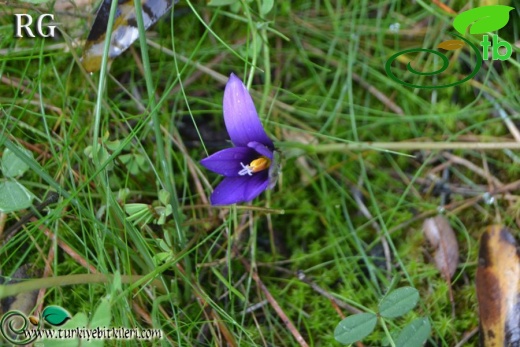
[239,156,271,176]
[250,157,271,173]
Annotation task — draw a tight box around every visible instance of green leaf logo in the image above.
[42,306,71,326]
[453,5,514,35]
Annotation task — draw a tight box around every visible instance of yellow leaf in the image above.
[437,40,465,51]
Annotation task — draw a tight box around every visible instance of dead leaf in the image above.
[476,226,520,347]
[423,215,459,280]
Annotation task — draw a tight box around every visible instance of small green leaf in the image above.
[124,203,153,225]
[158,189,170,206]
[1,147,33,178]
[453,5,514,35]
[154,204,172,225]
[84,145,93,157]
[158,239,170,252]
[42,305,71,326]
[134,154,149,172]
[394,317,431,347]
[0,181,34,212]
[334,313,377,344]
[261,0,274,15]
[153,251,173,264]
[117,188,130,202]
[84,145,112,170]
[83,297,111,347]
[105,139,121,151]
[124,203,149,215]
[379,287,419,318]
[119,153,149,175]
[119,153,139,175]
[90,297,111,328]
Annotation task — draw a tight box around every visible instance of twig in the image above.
[164,127,211,207]
[352,73,404,115]
[40,222,98,274]
[441,152,503,187]
[296,270,362,315]
[454,327,479,347]
[36,243,56,314]
[240,259,310,347]
[386,179,520,235]
[431,0,456,14]
[2,192,60,245]
[174,263,238,347]
[483,92,520,142]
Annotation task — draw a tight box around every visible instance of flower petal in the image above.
[247,141,273,159]
[223,73,274,148]
[200,147,258,177]
[210,172,269,205]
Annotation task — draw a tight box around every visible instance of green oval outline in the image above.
[385,33,482,89]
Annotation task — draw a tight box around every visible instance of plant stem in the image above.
[0,274,166,300]
[280,141,520,153]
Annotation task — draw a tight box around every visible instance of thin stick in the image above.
[2,192,60,244]
[296,270,362,315]
[454,327,479,347]
[442,152,503,187]
[40,222,98,274]
[241,259,310,347]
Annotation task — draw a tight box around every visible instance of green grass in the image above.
[1,0,520,346]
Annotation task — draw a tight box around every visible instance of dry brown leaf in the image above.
[423,215,459,280]
[476,226,520,347]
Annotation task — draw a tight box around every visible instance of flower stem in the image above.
[0,274,166,300]
[279,141,520,153]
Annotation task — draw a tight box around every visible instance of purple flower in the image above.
[200,73,279,205]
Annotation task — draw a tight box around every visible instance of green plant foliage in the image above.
[1,147,33,178]
[2,1,516,345]
[261,0,274,15]
[394,318,431,347]
[379,287,420,319]
[118,153,150,175]
[0,145,35,212]
[87,297,111,347]
[334,313,377,345]
[0,180,34,212]
[207,0,239,6]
